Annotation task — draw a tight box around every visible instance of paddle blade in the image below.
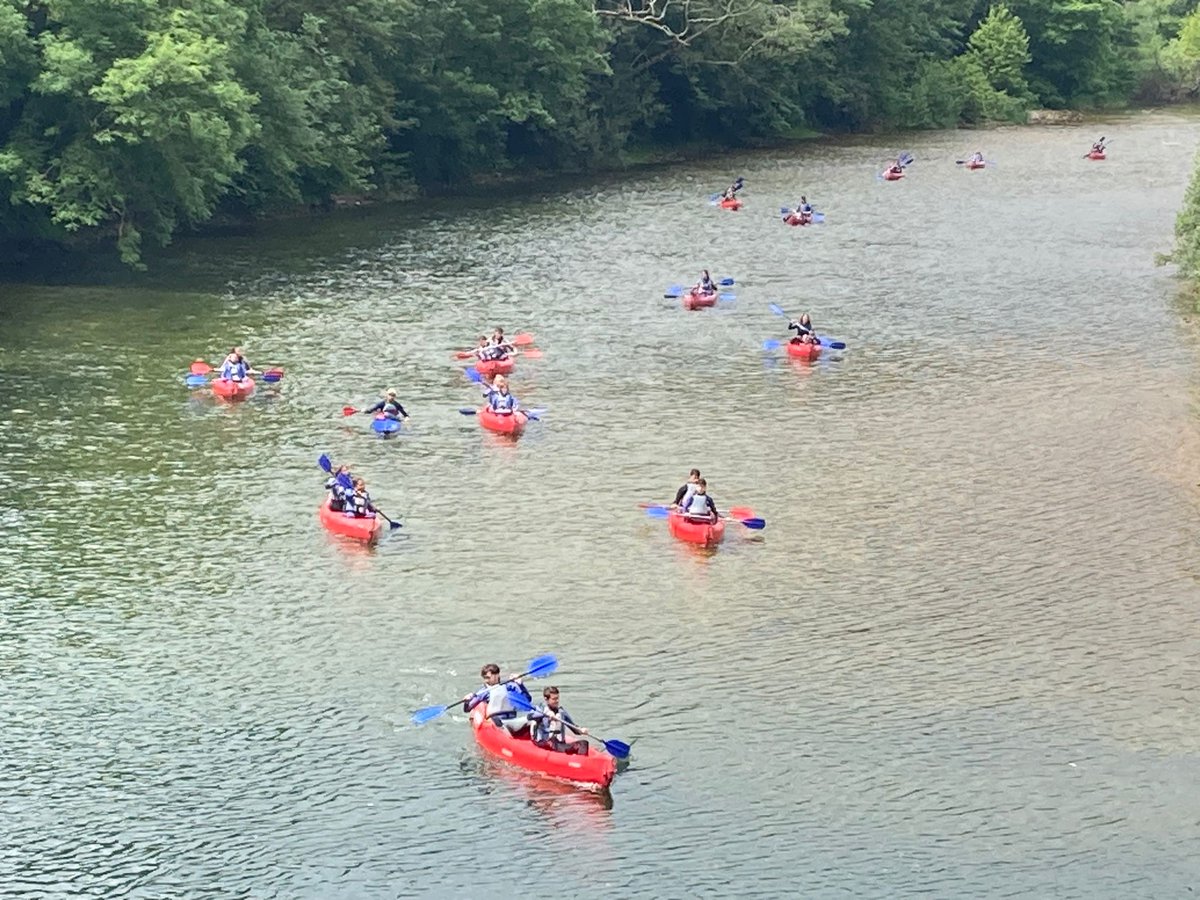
[509,693,536,713]
[644,506,670,518]
[411,704,451,726]
[521,348,544,359]
[719,277,735,286]
[336,473,353,490]
[524,407,547,416]
[525,653,558,679]
[453,351,475,359]
[342,406,358,417]
[729,506,756,520]
[387,518,403,530]
[190,360,212,375]
[318,454,332,473]
[511,333,535,347]
[780,207,792,214]
[762,339,781,351]
[458,408,478,415]
[664,285,683,297]
[813,213,826,223]
[464,367,484,383]
[261,372,282,383]
[523,411,540,422]
[185,374,208,386]
[603,738,631,759]
[738,517,766,530]
[718,292,735,302]
[769,303,786,318]
[826,340,847,350]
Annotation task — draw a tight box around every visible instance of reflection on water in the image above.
[2,111,1200,897]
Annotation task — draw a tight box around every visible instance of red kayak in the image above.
[966,161,986,170]
[475,357,515,377]
[469,704,615,789]
[786,339,821,361]
[317,498,384,544]
[784,214,813,226]
[719,198,743,210]
[479,407,528,435]
[667,509,726,546]
[882,170,904,181]
[211,377,255,400]
[1087,151,1106,161]
[682,290,717,310]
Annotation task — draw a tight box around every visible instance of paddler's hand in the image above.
[579,727,589,735]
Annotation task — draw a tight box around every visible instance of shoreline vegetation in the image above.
[0,0,1198,270]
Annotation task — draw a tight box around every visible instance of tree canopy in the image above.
[0,0,1196,264]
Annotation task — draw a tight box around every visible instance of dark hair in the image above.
[697,478,707,487]
[481,663,500,677]
[543,686,559,698]
[689,468,701,478]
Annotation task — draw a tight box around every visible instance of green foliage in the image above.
[1176,148,1200,282]
[0,0,1192,265]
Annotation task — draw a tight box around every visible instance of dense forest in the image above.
[1,0,1198,264]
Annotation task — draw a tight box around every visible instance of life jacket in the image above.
[221,360,246,381]
[532,703,573,743]
[489,391,516,413]
[346,490,374,517]
[700,278,715,294]
[325,477,347,510]
[684,492,713,517]
[383,399,402,416]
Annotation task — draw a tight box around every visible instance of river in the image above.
[2,111,1200,898]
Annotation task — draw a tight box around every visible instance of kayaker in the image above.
[798,196,813,215]
[1091,139,1105,154]
[219,350,248,382]
[968,151,984,165]
[365,389,410,423]
[887,160,904,176]
[694,270,716,296]
[680,478,719,524]
[788,313,818,344]
[490,327,515,354]
[528,686,589,756]
[484,375,519,414]
[233,346,259,374]
[324,465,352,511]
[345,478,378,519]
[672,469,702,507]
[462,663,533,737]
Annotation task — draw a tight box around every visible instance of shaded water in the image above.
[2,112,1200,897]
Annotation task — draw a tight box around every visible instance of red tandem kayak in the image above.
[475,357,515,377]
[212,377,255,400]
[318,498,384,544]
[682,291,717,310]
[479,408,528,435]
[667,509,726,546]
[719,198,743,210]
[785,214,813,226]
[469,705,616,788]
[786,340,821,361]
[1087,151,1106,161]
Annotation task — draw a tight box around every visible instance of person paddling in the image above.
[219,350,248,382]
[680,478,719,524]
[345,477,379,519]
[324,464,353,511]
[694,270,716,297]
[887,159,904,176]
[1091,138,1106,155]
[528,686,589,755]
[490,327,515,355]
[968,151,984,165]
[365,389,410,423]
[673,469,702,508]
[788,313,818,344]
[462,663,533,737]
[483,375,520,414]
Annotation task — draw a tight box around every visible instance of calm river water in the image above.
[3,111,1200,898]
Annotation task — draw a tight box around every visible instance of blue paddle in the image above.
[641,504,765,529]
[665,277,734,299]
[507,692,631,760]
[185,374,208,387]
[410,654,559,726]
[767,304,847,350]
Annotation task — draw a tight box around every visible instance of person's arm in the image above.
[395,402,409,418]
[707,496,719,521]
[673,484,688,506]
[365,400,384,414]
[463,689,486,713]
